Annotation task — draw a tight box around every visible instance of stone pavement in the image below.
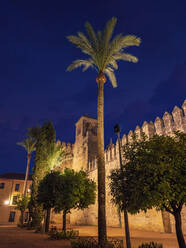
[0,225,70,248]
[0,224,184,248]
[58,224,181,248]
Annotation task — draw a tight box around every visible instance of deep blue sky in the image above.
[0,0,186,174]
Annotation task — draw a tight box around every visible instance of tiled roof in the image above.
[0,172,32,180]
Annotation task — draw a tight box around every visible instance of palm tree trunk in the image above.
[174,211,186,248]
[23,153,31,196]
[62,210,67,232]
[97,72,107,247]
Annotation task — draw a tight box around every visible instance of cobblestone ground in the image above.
[0,225,184,248]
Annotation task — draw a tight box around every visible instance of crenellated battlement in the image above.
[69,100,186,232]
[58,100,186,172]
[59,141,74,153]
[87,99,186,172]
[124,99,186,141]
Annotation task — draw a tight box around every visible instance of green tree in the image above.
[37,144,69,232]
[15,195,30,226]
[17,137,36,196]
[28,121,56,227]
[37,171,62,232]
[54,168,96,231]
[110,132,186,248]
[67,17,141,246]
[43,142,67,171]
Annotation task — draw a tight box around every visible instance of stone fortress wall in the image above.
[59,100,186,233]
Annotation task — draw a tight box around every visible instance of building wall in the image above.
[0,178,32,225]
[69,100,186,233]
[72,116,98,171]
[2,100,185,231]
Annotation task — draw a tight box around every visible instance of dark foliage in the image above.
[110,132,186,248]
[28,121,56,227]
[138,242,163,248]
[49,229,79,240]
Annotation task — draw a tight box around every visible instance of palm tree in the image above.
[67,17,141,247]
[44,143,68,171]
[17,137,36,196]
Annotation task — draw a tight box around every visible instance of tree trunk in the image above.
[62,210,67,232]
[96,72,107,247]
[45,208,51,233]
[20,210,24,226]
[23,154,31,196]
[124,207,131,248]
[174,211,186,248]
[117,205,122,228]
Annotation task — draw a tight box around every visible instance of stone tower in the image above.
[72,115,98,171]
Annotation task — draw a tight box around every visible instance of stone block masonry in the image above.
[60,100,186,233]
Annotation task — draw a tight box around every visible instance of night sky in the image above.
[0,0,186,174]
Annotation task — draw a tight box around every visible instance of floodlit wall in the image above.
[70,100,186,233]
[0,178,32,225]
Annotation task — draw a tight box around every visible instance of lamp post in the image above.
[114,124,131,248]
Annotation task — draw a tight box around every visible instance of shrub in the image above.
[34,225,43,233]
[26,226,35,230]
[17,222,34,229]
[71,237,123,248]
[17,223,27,228]
[50,225,57,233]
[138,242,163,248]
[49,229,79,240]
[71,238,98,248]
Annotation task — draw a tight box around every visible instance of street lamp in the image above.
[4,200,10,205]
[114,124,131,248]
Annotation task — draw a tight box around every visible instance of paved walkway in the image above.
[0,225,70,248]
[72,225,180,248]
[0,224,183,248]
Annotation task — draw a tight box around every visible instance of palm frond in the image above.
[67,17,141,88]
[101,17,117,71]
[77,32,92,49]
[82,59,95,71]
[45,144,72,170]
[113,53,138,63]
[121,35,141,48]
[17,141,27,149]
[67,35,81,46]
[105,67,117,88]
[66,59,94,72]
[109,35,141,56]
[44,144,64,170]
[67,35,93,55]
[108,58,118,70]
[108,35,123,56]
[85,22,98,51]
[97,31,102,44]
[103,17,117,46]
[102,34,122,69]
[17,137,36,154]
